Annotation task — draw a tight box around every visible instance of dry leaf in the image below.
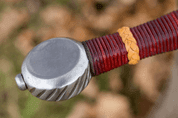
[96,92,132,118]
[15,29,34,55]
[0,8,29,44]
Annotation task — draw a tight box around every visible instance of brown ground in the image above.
[0,0,177,118]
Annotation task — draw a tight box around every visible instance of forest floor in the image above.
[0,0,177,118]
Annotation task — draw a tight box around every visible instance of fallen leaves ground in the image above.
[0,0,177,118]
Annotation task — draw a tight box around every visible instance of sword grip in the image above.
[82,10,178,76]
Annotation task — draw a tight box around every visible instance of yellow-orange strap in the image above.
[117,27,140,65]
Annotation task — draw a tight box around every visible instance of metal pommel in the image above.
[15,38,92,101]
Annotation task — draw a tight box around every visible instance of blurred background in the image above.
[0,0,177,118]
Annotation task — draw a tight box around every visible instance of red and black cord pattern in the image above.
[82,10,178,76]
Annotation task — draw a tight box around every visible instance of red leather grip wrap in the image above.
[82,10,178,76]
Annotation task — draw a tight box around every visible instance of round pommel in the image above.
[16,38,92,101]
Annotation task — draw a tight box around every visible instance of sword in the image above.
[15,10,178,101]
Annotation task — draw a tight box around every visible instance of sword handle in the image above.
[82,10,178,76]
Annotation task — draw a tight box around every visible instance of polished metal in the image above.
[15,74,27,91]
[15,38,92,101]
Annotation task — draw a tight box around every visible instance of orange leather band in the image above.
[118,27,140,65]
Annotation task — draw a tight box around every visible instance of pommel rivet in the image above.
[15,74,27,91]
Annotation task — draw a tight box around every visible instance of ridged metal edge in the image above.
[28,63,92,101]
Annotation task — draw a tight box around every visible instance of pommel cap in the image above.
[15,38,92,101]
